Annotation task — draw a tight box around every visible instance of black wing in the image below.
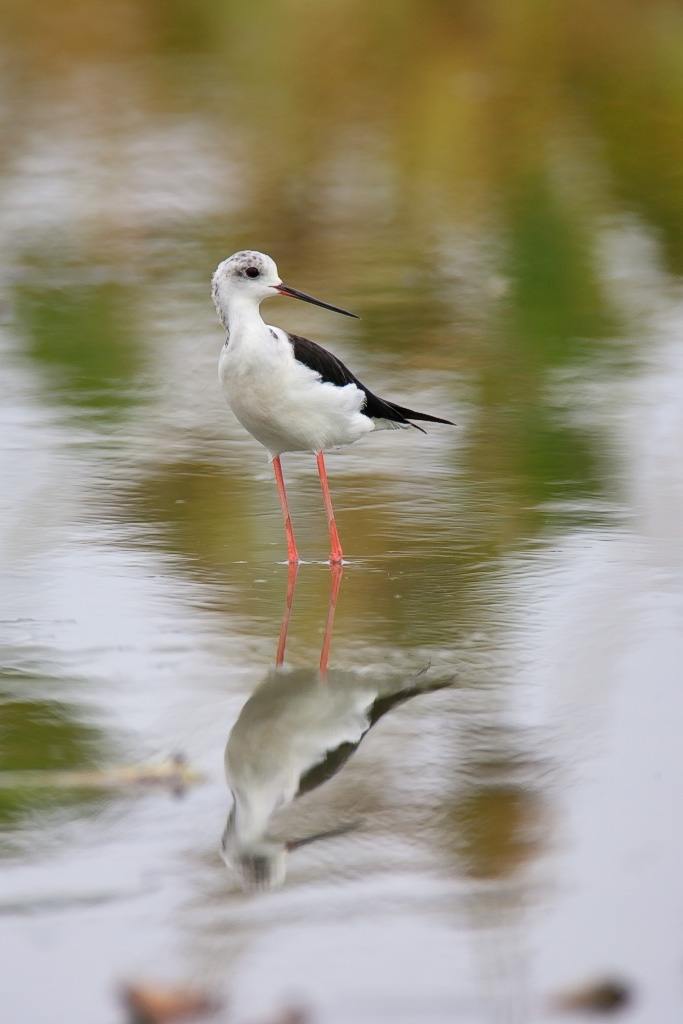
[288,333,454,429]
[295,675,454,799]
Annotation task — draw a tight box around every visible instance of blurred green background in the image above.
[1,1,682,1020]
[1,0,679,896]
[5,0,675,559]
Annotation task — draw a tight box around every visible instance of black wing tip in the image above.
[387,402,456,427]
[408,417,457,432]
[417,415,456,427]
[407,411,456,426]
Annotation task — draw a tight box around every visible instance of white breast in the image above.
[218,325,374,456]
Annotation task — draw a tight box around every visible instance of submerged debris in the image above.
[120,981,220,1023]
[0,753,203,795]
[120,982,308,1024]
[247,1010,309,1024]
[550,976,633,1015]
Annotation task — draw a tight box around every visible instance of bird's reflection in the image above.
[222,564,454,890]
[275,562,342,675]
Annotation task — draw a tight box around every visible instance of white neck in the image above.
[231,792,274,846]
[217,292,266,333]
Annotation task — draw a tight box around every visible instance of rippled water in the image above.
[2,5,683,1022]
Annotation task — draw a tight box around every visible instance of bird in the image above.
[220,549,455,890]
[222,663,455,890]
[211,249,454,564]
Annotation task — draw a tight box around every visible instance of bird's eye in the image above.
[245,267,260,279]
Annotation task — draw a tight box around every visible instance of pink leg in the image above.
[316,451,343,564]
[272,455,300,564]
[275,561,299,667]
[319,563,343,677]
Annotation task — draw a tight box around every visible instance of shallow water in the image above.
[2,4,683,1022]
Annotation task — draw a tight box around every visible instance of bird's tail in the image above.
[386,401,455,429]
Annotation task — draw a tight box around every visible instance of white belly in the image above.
[218,328,374,456]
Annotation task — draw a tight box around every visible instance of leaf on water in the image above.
[549,977,633,1015]
[120,981,220,1024]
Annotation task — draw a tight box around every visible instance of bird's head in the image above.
[211,250,280,325]
[220,803,288,891]
[211,249,359,328]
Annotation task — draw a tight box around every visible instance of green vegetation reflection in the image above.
[0,676,110,838]
[15,280,142,417]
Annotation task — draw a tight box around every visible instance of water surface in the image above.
[1,4,683,1021]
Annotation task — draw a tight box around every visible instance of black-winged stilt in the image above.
[221,567,455,890]
[211,250,454,564]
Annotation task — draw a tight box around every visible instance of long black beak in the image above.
[274,283,359,319]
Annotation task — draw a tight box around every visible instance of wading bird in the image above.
[221,565,455,890]
[212,250,453,563]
